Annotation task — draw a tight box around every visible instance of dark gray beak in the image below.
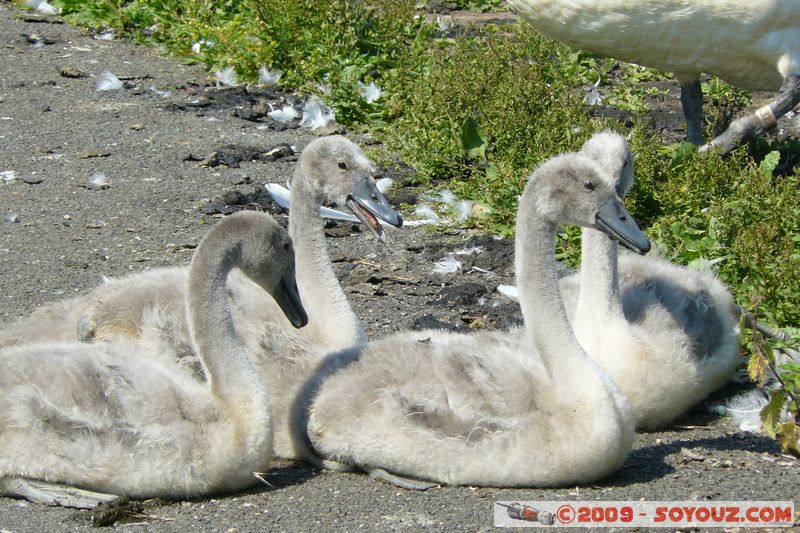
[346,179,404,240]
[273,270,308,328]
[595,199,651,255]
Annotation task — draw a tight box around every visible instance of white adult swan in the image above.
[300,151,651,487]
[0,211,307,508]
[560,131,741,429]
[506,0,800,153]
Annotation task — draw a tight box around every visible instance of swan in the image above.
[559,131,741,429]
[80,135,401,353]
[0,211,307,508]
[0,136,402,461]
[299,151,651,487]
[506,0,800,153]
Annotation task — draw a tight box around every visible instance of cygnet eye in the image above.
[338,161,348,170]
[584,180,595,191]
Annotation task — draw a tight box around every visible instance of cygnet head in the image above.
[579,131,634,197]
[524,153,650,254]
[293,135,403,239]
[203,211,308,328]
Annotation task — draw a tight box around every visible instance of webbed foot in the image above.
[1,478,120,509]
[365,467,438,490]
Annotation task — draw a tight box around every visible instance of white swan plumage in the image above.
[507,0,800,152]
[299,150,651,487]
[559,131,741,429]
[0,211,307,508]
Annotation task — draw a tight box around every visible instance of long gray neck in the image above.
[575,228,622,327]
[187,241,269,414]
[290,178,366,350]
[515,209,609,403]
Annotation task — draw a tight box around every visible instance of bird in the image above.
[0,211,307,508]
[506,0,800,154]
[0,136,403,462]
[297,150,650,488]
[559,131,741,429]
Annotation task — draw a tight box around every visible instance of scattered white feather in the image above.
[585,76,603,106]
[319,206,360,223]
[191,39,213,54]
[414,204,440,222]
[27,0,58,15]
[376,177,394,194]
[438,189,456,204]
[688,256,727,270]
[422,189,456,204]
[316,83,332,95]
[1,170,17,184]
[149,86,171,98]
[95,31,115,41]
[433,254,462,274]
[726,391,770,433]
[300,96,335,130]
[215,66,238,87]
[264,183,359,222]
[89,172,110,189]
[264,183,291,209]
[358,81,382,103]
[96,71,123,91]
[454,246,484,256]
[258,66,282,86]
[585,87,602,106]
[267,104,298,123]
[454,199,473,222]
[3,212,19,223]
[436,15,451,32]
[497,284,520,301]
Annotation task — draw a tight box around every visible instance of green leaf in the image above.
[747,351,770,387]
[484,163,500,181]
[761,388,787,438]
[763,341,776,365]
[759,150,780,178]
[669,141,697,168]
[459,117,489,161]
[776,421,800,457]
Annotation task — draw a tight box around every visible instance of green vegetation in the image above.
[747,323,800,456]
[25,0,800,452]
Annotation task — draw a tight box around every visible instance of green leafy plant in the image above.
[746,316,800,456]
[450,0,505,12]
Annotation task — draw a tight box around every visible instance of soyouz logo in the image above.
[494,501,795,528]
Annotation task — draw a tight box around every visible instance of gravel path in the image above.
[0,4,797,531]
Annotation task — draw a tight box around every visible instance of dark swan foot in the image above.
[699,112,769,155]
[1,478,120,509]
[365,467,438,491]
[700,75,800,156]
